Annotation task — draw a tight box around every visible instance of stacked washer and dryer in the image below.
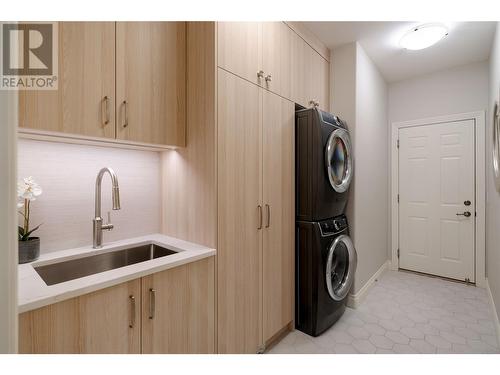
[295,107,357,337]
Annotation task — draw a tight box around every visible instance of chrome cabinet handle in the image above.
[265,74,272,82]
[257,70,265,79]
[102,96,110,127]
[122,100,129,128]
[265,204,270,228]
[257,205,263,230]
[149,288,156,319]
[456,211,471,217]
[129,295,136,328]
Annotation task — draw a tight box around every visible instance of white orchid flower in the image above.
[18,176,42,202]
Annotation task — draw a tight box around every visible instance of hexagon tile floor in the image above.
[267,270,500,354]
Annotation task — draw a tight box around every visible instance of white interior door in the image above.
[399,120,475,282]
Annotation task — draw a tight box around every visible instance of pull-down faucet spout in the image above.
[93,167,121,248]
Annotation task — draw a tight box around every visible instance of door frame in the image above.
[390,111,486,287]
[0,88,18,352]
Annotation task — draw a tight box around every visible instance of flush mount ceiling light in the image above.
[400,23,449,50]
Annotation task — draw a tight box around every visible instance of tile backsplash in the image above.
[18,139,161,254]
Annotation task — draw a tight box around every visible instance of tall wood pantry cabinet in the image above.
[163,22,330,354]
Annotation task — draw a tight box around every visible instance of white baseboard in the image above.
[486,278,500,348]
[346,260,389,309]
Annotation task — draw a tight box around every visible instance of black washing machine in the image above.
[296,107,353,221]
[295,214,357,337]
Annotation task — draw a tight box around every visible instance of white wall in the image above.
[352,44,389,293]
[331,42,389,294]
[388,61,489,124]
[0,90,18,353]
[388,61,489,262]
[487,22,500,320]
[18,140,161,253]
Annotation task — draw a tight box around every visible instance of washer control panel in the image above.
[319,215,348,236]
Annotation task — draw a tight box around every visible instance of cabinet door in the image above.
[310,51,330,111]
[290,30,309,108]
[19,280,141,354]
[262,22,292,99]
[116,22,186,146]
[19,22,115,138]
[262,91,294,343]
[217,22,262,86]
[217,68,263,353]
[141,257,215,354]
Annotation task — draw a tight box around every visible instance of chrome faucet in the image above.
[93,167,121,248]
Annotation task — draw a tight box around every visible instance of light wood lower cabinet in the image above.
[142,257,215,354]
[217,68,294,353]
[19,279,140,354]
[19,258,214,354]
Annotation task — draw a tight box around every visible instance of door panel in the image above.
[290,31,308,107]
[141,258,215,354]
[399,120,475,281]
[262,22,292,99]
[19,280,141,353]
[19,22,115,138]
[217,22,262,86]
[262,91,294,343]
[311,52,330,111]
[116,22,186,146]
[217,68,262,353]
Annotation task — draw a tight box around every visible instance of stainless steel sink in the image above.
[34,244,178,286]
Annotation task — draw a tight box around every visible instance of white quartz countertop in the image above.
[18,234,216,313]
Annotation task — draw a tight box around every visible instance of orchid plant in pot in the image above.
[18,177,43,264]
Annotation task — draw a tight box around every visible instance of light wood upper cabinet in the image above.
[217,22,262,86]
[19,22,116,139]
[116,22,186,146]
[262,90,294,343]
[141,257,215,354]
[19,279,141,354]
[217,68,263,354]
[290,30,308,107]
[310,51,330,111]
[262,22,292,99]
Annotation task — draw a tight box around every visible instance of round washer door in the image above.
[325,234,357,301]
[325,128,353,193]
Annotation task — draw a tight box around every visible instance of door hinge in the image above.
[397,249,400,258]
[397,139,400,148]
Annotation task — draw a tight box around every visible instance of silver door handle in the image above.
[122,100,129,128]
[265,204,270,228]
[456,211,471,217]
[265,74,272,82]
[257,70,265,79]
[102,96,110,127]
[257,205,263,230]
[149,288,156,319]
[129,295,136,328]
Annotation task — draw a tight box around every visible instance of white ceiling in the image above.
[301,22,496,83]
